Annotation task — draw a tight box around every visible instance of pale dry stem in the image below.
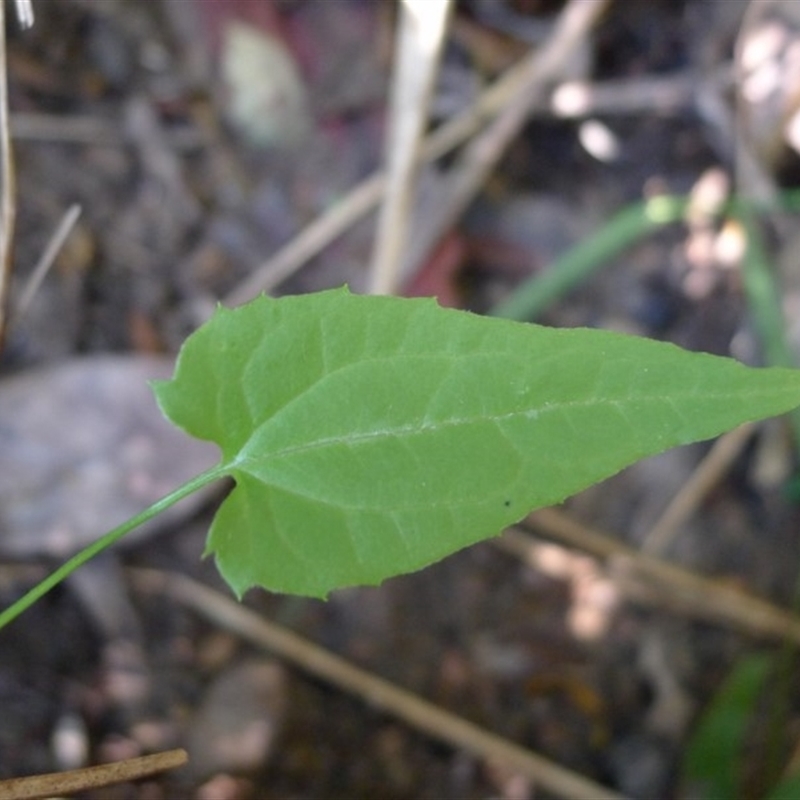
[0,749,187,800]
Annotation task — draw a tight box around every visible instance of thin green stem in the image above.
[488,195,689,321]
[488,190,800,324]
[0,464,228,631]
[732,210,799,793]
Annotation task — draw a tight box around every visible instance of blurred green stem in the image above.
[737,212,800,450]
[489,195,689,321]
[490,189,800,324]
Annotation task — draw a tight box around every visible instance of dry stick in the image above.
[131,569,622,800]
[10,113,202,150]
[0,749,188,800]
[511,508,800,644]
[640,422,757,555]
[550,72,697,118]
[0,0,16,351]
[10,113,117,144]
[547,65,733,119]
[11,203,82,326]
[402,0,609,279]
[369,0,453,295]
[223,62,724,305]
[223,1,607,307]
[13,0,33,30]
[223,174,382,306]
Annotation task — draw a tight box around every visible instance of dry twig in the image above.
[507,507,800,644]
[11,204,81,327]
[0,749,187,800]
[548,67,731,119]
[0,0,17,351]
[131,568,622,800]
[369,0,453,295]
[640,423,757,555]
[13,1,33,30]
[401,0,608,279]
[224,0,607,305]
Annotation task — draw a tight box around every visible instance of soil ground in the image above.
[1,1,799,798]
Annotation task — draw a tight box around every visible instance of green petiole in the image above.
[0,464,227,631]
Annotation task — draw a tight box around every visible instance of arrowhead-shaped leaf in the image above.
[153,288,800,598]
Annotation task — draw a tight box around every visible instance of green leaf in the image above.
[153,287,800,599]
[765,770,800,800]
[682,654,771,799]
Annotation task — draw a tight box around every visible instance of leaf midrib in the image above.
[234,387,759,467]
